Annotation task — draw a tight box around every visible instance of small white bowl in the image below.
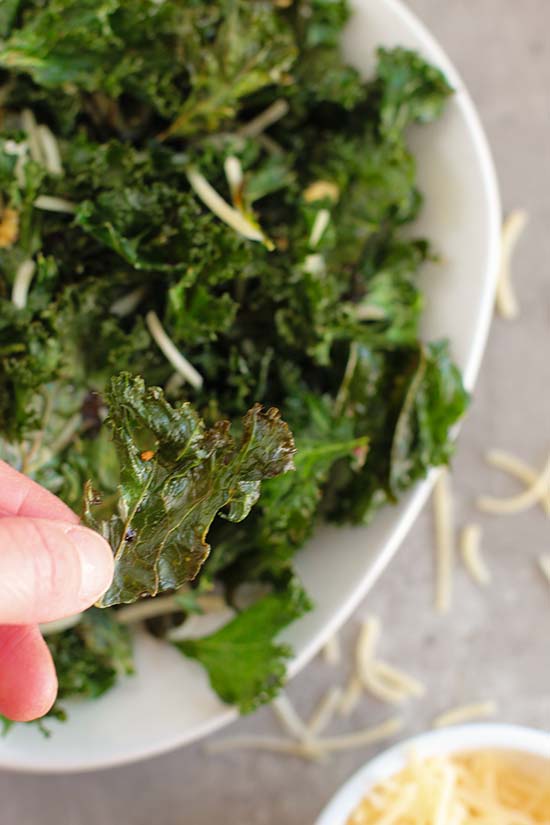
[316,724,550,825]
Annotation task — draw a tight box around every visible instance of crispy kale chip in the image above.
[85,374,295,607]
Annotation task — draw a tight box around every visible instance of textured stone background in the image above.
[2,1,549,822]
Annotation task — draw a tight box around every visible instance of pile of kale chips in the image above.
[0,0,468,726]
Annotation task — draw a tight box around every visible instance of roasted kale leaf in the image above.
[176,579,311,713]
[85,374,295,607]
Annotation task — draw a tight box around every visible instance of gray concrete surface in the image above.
[2,1,549,822]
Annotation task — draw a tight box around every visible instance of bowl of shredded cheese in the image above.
[315,724,550,825]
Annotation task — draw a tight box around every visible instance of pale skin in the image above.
[0,461,113,721]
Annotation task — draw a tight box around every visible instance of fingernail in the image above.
[67,527,114,604]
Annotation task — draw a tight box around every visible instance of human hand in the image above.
[0,461,113,722]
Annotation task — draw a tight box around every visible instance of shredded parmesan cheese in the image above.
[316,717,403,753]
[21,108,44,165]
[303,180,340,204]
[37,124,63,176]
[433,469,454,614]
[348,751,550,825]
[208,717,402,761]
[207,736,324,760]
[34,195,77,213]
[145,310,203,389]
[360,670,409,706]
[538,554,550,586]
[486,449,550,515]
[11,258,36,309]
[356,616,381,673]
[433,700,498,728]
[303,252,326,276]
[460,524,490,586]
[371,661,425,699]
[272,693,311,742]
[322,633,341,666]
[355,618,423,705]
[187,166,273,247]
[223,155,243,204]
[338,675,363,717]
[3,139,26,156]
[306,687,342,737]
[110,286,147,317]
[496,209,528,320]
[477,453,550,515]
[238,99,289,138]
[309,208,330,247]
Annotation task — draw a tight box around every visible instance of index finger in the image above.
[0,460,79,523]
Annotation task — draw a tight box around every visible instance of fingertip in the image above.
[0,625,58,722]
[67,526,115,606]
[0,518,114,624]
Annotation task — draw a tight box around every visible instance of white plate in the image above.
[0,0,500,772]
[316,724,550,825]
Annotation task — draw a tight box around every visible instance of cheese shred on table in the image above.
[306,687,343,736]
[460,524,490,586]
[537,554,550,586]
[347,751,550,825]
[207,717,402,761]
[477,453,550,515]
[432,701,498,728]
[495,209,528,320]
[485,449,550,515]
[355,617,425,706]
[338,676,363,718]
[271,693,311,741]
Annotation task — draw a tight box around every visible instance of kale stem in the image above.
[115,589,226,625]
[334,341,358,417]
[21,388,54,474]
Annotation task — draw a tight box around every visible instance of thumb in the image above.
[0,517,114,624]
[0,625,57,722]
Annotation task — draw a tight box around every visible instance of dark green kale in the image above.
[0,0,465,720]
[176,579,311,713]
[375,46,454,141]
[323,341,469,524]
[46,608,134,702]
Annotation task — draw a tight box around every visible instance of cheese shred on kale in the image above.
[0,0,467,726]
